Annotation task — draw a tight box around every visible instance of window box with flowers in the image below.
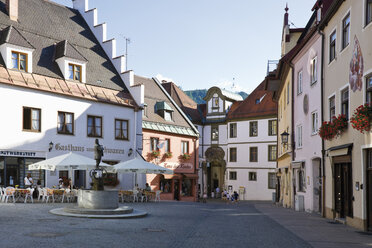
[164,152,173,159]
[318,114,348,140]
[350,104,372,133]
[181,153,191,160]
[151,151,160,158]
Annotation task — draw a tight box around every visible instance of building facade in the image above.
[0,0,144,189]
[320,0,372,231]
[139,76,199,201]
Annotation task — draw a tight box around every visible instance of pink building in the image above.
[136,76,199,201]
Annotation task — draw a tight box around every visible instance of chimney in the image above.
[6,0,18,22]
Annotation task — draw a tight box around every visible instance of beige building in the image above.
[320,0,372,231]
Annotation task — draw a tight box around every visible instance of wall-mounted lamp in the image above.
[280,131,289,144]
[48,141,54,152]
[128,148,133,157]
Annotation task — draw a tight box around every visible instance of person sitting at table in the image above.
[24,173,33,188]
[58,178,64,189]
[145,183,151,192]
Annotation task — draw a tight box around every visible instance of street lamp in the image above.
[280,131,289,144]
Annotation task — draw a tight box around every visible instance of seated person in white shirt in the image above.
[24,174,33,188]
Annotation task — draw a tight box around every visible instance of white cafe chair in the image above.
[155,190,161,202]
[4,187,15,203]
[24,188,34,203]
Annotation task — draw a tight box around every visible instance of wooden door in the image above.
[367,169,372,230]
[334,163,352,218]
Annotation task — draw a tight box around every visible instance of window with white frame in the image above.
[310,57,317,84]
[229,171,237,180]
[329,96,336,121]
[342,13,350,50]
[366,0,372,26]
[341,87,349,119]
[297,70,303,95]
[296,125,302,148]
[230,123,237,138]
[311,112,318,134]
[268,173,276,189]
[366,75,372,104]
[329,31,336,62]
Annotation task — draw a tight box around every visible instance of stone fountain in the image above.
[50,140,147,219]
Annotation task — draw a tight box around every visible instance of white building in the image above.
[163,82,278,200]
[0,0,143,189]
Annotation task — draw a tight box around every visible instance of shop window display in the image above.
[160,179,172,193]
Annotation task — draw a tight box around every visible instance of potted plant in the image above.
[318,114,348,140]
[350,103,372,133]
[151,150,160,158]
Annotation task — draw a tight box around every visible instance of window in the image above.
[310,57,317,84]
[160,178,172,193]
[164,111,172,121]
[366,76,372,104]
[142,105,147,118]
[150,138,159,152]
[296,125,303,148]
[57,111,74,135]
[329,96,336,121]
[367,0,372,26]
[341,88,349,119]
[287,83,290,104]
[342,13,350,49]
[297,70,303,94]
[249,172,257,181]
[229,148,237,162]
[249,121,258,137]
[165,139,170,153]
[229,123,237,138]
[11,51,27,71]
[268,120,277,136]
[229,171,237,180]
[68,63,82,82]
[87,115,102,137]
[249,147,258,162]
[329,31,336,62]
[311,112,318,134]
[181,141,189,154]
[181,179,192,196]
[268,173,276,189]
[268,145,277,161]
[298,168,305,192]
[211,126,219,140]
[23,107,41,132]
[212,96,219,108]
[115,119,128,140]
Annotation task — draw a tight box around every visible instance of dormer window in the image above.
[212,95,219,108]
[0,26,34,73]
[12,51,27,71]
[69,63,82,82]
[55,40,87,83]
[155,101,174,121]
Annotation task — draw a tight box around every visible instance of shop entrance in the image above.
[74,170,86,189]
[334,162,352,218]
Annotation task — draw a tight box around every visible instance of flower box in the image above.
[350,104,372,133]
[319,114,348,140]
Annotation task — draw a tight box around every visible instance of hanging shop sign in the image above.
[0,150,46,158]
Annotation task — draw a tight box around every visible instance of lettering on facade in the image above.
[55,143,124,155]
[0,150,37,157]
[160,162,193,170]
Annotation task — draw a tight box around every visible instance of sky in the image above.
[51,0,315,94]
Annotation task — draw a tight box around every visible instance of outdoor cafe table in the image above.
[14,188,30,203]
[51,189,65,202]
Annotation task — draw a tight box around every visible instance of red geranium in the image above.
[318,114,348,140]
[350,104,372,133]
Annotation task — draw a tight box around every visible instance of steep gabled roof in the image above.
[161,81,202,123]
[0,0,128,92]
[135,75,198,136]
[227,81,277,120]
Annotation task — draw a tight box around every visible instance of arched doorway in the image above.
[204,147,226,197]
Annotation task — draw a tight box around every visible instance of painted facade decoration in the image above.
[349,36,363,92]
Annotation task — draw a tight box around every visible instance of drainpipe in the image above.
[290,62,295,209]
[318,28,326,218]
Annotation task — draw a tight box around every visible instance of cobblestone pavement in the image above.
[0,200,371,248]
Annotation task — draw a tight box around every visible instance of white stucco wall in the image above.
[0,84,140,189]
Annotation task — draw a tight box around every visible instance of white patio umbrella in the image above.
[113,157,173,174]
[28,152,113,187]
